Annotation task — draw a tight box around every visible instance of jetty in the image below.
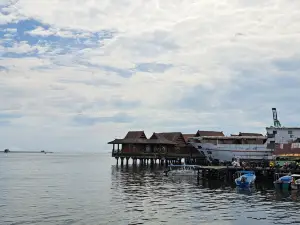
[163,165,300,182]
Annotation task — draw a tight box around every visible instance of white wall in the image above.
[266,127,300,144]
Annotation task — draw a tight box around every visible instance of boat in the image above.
[274,173,293,190]
[164,164,200,176]
[188,108,300,163]
[234,171,256,187]
[188,135,272,163]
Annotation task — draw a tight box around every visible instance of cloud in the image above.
[135,62,172,73]
[0,65,8,71]
[1,0,300,151]
[73,113,135,126]
[0,112,22,127]
[273,56,300,72]
[0,113,22,119]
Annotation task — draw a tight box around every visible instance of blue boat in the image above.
[273,173,294,190]
[235,171,256,187]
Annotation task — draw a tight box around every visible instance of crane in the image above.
[272,108,281,127]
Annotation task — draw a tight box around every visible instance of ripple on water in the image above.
[2,155,300,225]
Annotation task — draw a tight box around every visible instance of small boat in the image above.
[235,171,256,187]
[164,164,200,176]
[273,173,293,190]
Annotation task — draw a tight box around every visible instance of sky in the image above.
[1,0,300,152]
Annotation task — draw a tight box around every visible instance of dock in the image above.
[164,165,300,181]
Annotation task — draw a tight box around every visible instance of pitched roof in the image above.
[148,133,177,145]
[156,132,182,142]
[196,130,224,137]
[108,131,176,145]
[108,137,176,145]
[108,138,148,144]
[182,134,195,142]
[239,132,263,136]
[124,131,147,139]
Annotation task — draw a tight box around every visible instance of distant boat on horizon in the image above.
[2,149,53,154]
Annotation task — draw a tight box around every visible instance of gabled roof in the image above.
[149,133,177,145]
[108,138,148,144]
[195,130,224,137]
[156,132,187,146]
[156,132,182,142]
[239,132,263,136]
[108,131,176,145]
[183,134,195,142]
[124,131,147,139]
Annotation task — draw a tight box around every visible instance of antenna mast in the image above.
[272,108,281,127]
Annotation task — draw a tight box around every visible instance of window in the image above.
[273,131,277,134]
[288,130,293,134]
[290,135,294,138]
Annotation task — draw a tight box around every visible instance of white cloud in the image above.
[26,26,93,38]
[1,0,300,151]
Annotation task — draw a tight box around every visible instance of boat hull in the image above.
[274,182,290,190]
[235,176,256,187]
[191,143,273,162]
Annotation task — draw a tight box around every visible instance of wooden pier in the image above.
[163,165,300,181]
[192,166,300,181]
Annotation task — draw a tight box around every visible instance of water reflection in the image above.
[111,164,300,224]
[3,154,300,225]
[235,186,257,195]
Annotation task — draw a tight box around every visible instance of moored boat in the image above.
[273,173,292,190]
[235,171,256,188]
[188,108,300,164]
[189,135,271,163]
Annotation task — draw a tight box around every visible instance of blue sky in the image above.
[1,0,300,151]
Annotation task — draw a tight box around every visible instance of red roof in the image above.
[182,134,195,142]
[124,131,147,139]
[196,130,224,137]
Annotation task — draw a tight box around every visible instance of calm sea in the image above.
[1,153,300,225]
